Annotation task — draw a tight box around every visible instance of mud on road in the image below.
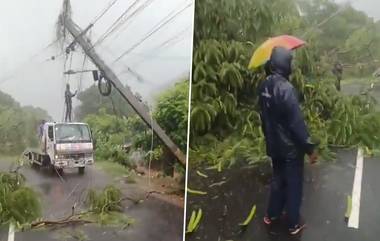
[0,157,184,241]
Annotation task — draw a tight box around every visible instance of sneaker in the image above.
[263,216,278,225]
[289,224,306,235]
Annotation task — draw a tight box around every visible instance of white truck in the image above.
[25,122,95,174]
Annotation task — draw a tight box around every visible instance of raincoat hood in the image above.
[264,60,272,76]
[269,47,293,79]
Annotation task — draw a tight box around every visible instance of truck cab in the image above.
[29,122,94,174]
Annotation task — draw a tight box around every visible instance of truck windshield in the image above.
[55,124,92,143]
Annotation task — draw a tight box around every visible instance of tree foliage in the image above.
[0,90,51,154]
[84,109,134,167]
[194,0,300,45]
[154,80,189,152]
[0,172,41,225]
[190,0,380,168]
[75,84,135,121]
[84,80,189,169]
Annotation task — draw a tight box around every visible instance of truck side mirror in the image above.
[48,126,54,141]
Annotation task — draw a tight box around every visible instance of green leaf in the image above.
[345,195,352,219]
[239,204,256,226]
[196,170,208,178]
[187,188,208,195]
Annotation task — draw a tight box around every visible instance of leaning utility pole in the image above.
[62,15,186,167]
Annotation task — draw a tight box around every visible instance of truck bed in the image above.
[25,147,45,155]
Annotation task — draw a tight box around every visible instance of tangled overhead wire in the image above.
[92,70,112,96]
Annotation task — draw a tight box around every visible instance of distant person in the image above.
[258,47,318,235]
[38,120,46,139]
[332,62,343,91]
[64,83,77,122]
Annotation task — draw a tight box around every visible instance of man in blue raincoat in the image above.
[258,47,318,235]
[64,83,77,122]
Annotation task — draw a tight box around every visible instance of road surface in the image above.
[186,149,380,241]
[0,157,184,241]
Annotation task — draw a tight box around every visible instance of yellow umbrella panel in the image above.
[248,35,306,69]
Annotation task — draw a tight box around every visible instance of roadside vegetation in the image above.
[0,91,51,154]
[77,81,189,176]
[189,0,380,169]
[186,0,380,238]
[0,75,189,228]
[0,92,46,227]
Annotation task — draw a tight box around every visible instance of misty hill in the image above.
[0,89,51,153]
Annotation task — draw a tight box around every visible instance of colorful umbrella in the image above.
[248,35,306,69]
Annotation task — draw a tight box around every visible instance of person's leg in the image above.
[67,105,72,122]
[266,161,286,220]
[65,108,68,122]
[285,160,304,229]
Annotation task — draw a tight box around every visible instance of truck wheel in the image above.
[78,167,85,175]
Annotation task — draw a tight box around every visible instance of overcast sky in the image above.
[335,0,380,20]
[0,0,194,120]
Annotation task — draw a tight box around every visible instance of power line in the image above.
[131,26,191,67]
[152,25,191,51]
[97,43,150,83]
[113,0,189,42]
[67,51,74,84]
[77,29,93,92]
[99,0,156,46]
[111,0,182,42]
[112,1,189,50]
[127,52,189,59]
[302,2,350,38]
[78,54,87,92]
[114,2,192,63]
[92,0,119,25]
[91,0,142,48]
[0,38,61,85]
[61,53,70,122]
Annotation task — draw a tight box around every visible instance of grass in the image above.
[0,155,18,162]
[95,160,132,178]
[82,211,134,228]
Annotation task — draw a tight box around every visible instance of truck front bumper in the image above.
[54,158,94,168]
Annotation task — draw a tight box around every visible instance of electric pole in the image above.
[62,14,186,167]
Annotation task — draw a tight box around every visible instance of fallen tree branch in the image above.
[31,219,92,228]
[31,190,176,229]
[31,212,92,229]
[145,190,169,199]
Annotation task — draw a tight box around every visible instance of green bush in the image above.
[190,39,380,168]
[86,186,123,213]
[0,173,41,225]
[83,80,189,170]
[0,90,51,154]
[154,81,189,153]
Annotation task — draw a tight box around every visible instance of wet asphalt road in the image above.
[186,149,380,241]
[0,158,184,241]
